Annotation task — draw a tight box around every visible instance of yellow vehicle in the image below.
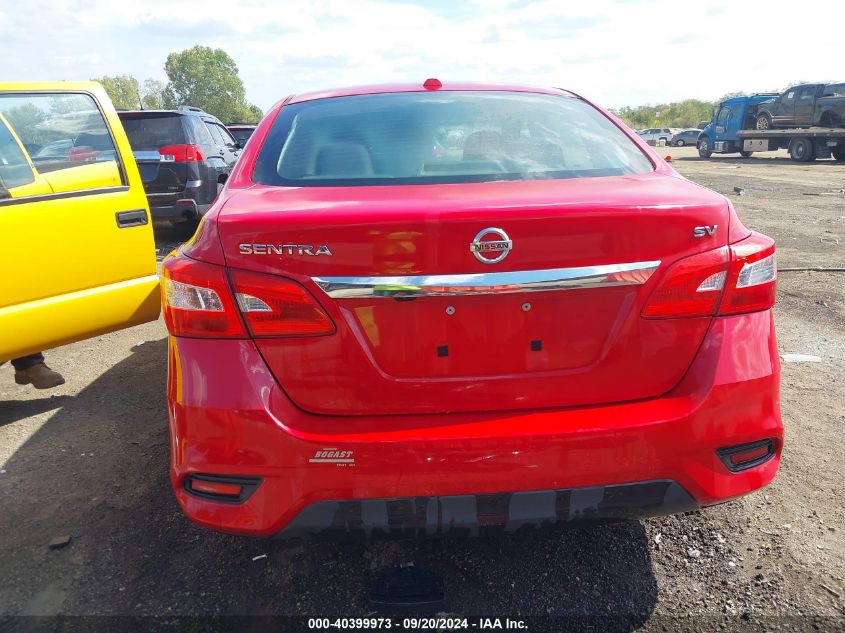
[0,82,160,363]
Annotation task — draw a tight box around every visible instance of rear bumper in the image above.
[146,179,210,222]
[278,480,697,539]
[167,310,782,537]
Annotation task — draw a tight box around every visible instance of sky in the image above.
[2,0,843,112]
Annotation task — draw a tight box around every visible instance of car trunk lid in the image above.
[217,174,729,415]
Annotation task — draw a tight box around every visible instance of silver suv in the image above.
[636,128,673,144]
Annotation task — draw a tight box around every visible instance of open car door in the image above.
[0,82,160,362]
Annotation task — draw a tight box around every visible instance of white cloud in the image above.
[1,0,843,111]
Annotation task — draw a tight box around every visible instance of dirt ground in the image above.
[1,147,843,632]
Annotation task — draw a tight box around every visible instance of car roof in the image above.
[118,106,214,118]
[287,80,577,105]
[0,80,104,92]
[723,94,777,104]
[118,110,182,115]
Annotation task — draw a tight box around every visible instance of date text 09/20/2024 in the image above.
[307,618,527,629]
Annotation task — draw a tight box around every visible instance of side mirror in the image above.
[235,140,245,150]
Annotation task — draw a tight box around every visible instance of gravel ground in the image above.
[1,147,843,632]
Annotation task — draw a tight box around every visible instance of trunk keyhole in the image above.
[445,306,456,315]
[522,302,531,312]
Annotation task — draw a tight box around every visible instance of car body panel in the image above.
[0,81,159,362]
[167,309,782,536]
[287,81,574,105]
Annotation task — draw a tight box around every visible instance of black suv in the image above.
[118,106,242,223]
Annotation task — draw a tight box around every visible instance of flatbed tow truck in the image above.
[736,127,845,162]
[698,94,845,162]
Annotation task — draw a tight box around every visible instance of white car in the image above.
[636,128,673,144]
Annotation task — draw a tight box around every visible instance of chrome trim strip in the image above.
[313,260,661,298]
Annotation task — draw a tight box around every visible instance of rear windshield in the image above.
[119,114,186,150]
[230,127,254,143]
[253,91,653,186]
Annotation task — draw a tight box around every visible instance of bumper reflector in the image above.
[716,439,775,472]
[185,474,261,504]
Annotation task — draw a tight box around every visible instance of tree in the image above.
[247,104,264,123]
[92,75,141,110]
[141,79,166,110]
[163,46,261,123]
[3,103,50,147]
[613,99,716,129]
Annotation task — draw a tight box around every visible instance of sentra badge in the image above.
[239,243,333,256]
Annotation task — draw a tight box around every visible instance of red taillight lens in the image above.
[719,232,777,315]
[643,232,776,319]
[229,270,335,337]
[184,474,261,503]
[717,439,776,472]
[190,479,242,497]
[158,143,205,162]
[161,255,245,338]
[643,247,730,318]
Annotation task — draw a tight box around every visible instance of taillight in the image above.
[161,253,334,338]
[643,232,776,318]
[229,270,335,337]
[719,232,777,315]
[161,256,245,338]
[642,247,729,318]
[159,143,205,162]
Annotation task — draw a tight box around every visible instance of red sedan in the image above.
[161,80,781,537]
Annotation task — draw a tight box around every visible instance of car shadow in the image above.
[0,395,73,428]
[0,337,657,630]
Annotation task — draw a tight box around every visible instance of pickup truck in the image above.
[0,82,159,363]
[755,82,845,129]
[815,83,845,128]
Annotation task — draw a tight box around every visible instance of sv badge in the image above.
[693,225,718,238]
